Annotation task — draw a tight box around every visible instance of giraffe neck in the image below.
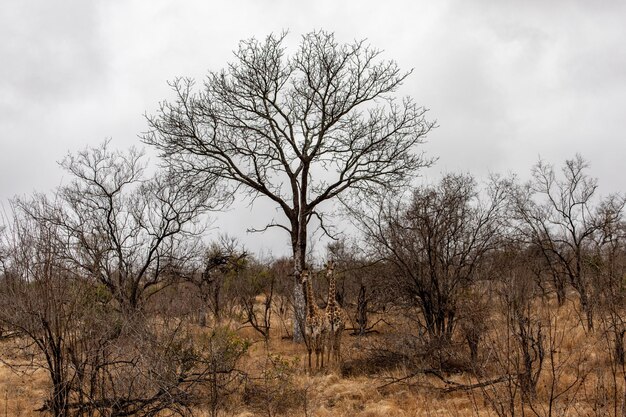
[327,269,337,315]
[305,276,317,317]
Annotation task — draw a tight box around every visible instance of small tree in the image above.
[355,173,508,344]
[510,155,616,331]
[192,236,248,325]
[0,207,78,417]
[0,156,246,417]
[18,141,216,312]
[238,258,276,340]
[592,195,626,365]
[143,30,435,341]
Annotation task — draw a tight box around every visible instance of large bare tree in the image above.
[143,31,435,341]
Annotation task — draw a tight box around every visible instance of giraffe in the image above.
[324,260,348,366]
[301,268,327,371]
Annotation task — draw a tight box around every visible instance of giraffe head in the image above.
[300,268,310,284]
[324,260,335,276]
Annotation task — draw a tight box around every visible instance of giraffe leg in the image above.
[317,336,324,370]
[334,335,341,364]
[307,346,312,371]
[326,330,333,365]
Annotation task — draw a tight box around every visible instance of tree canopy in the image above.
[143,30,435,340]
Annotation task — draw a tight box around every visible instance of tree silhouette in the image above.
[143,31,434,341]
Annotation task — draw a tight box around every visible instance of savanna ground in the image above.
[1,290,623,417]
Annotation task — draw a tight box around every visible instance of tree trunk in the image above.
[615,327,625,366]
[579,288,594,331]
[467,333,479,364]
[292,223,306,343]
[553,274,566,307]
[50,359,69,417]
[293,274,305,343]
[357,284,368,336]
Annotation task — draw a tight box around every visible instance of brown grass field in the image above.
[1,295,623,417]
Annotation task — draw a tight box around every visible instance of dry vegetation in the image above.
[1,292,625,417]
[0,144,625,417]
[1,136,625,417]
[1,31,625,417]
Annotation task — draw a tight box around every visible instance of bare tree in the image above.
[354,173,509,345]
[143,30,435,341]
[510,155,614,331]
[592,195,626,364]
[238,258,276,340]
[17,141,216,312]
[476,245,544,415]
[191,236,248,325]
[268,257,298,339]
[0,206,78,417]
[0,152,247,417]
[1,200,203,417]
[590,192,626,417]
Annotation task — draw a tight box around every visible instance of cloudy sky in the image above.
[2,0,625,256]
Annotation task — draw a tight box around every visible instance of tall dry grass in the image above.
[1,295,624,416]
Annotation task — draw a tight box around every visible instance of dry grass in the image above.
[1,297,625,416]
[0,358,47,417]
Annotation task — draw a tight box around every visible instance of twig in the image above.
[378,369,510,393]
[442,375,509,393]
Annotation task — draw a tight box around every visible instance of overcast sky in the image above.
[2,0,625,256]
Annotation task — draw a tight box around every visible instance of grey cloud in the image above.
[2,0,626,255]
[0,1,107,107]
